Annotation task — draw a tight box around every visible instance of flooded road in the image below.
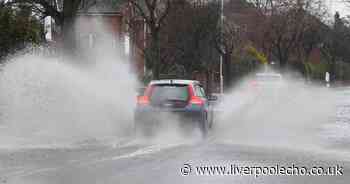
[0,91,350,184]
[0,137,349,184]
[0,55,349,183]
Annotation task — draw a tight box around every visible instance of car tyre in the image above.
[198,116,208,139]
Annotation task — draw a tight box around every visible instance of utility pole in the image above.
[220,0,224,94]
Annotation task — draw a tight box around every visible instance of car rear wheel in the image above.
[209,111,214,129]
[198,116,208,138]
[134,117,152,138]
[134,120,142,137]
[134,122,153,138]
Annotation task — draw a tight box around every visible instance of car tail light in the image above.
[137,95,150,105]
[188,85,204,106]
[136,85,154,105]
[250,80,258,87]
[189,96,204,106]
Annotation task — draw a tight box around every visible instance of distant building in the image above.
[77,0,146,78]
[76,1,125,56]
[46,0,146,78]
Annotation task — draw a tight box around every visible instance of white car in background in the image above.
[246,72,285,103]
[243,72,284,92]
[252,72,283,88]
[211,72,285,120]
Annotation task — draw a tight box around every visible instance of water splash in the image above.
[213,69,338,152]
[0,19,138,148]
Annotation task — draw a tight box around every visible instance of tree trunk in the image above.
[151,32,161,80]
[276,46,288,72]
[329,59,336,83]
[61,0,80,58]
[205,69,212,95]
[61,15,76,57]
[280,60,287,71]
[223,52,232,91]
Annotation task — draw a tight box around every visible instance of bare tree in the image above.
[247,0,272,15]
[8,0,97,55]
[128,0,171,79]
[321,12,350,82]
[254,0,327,70]
[161,0,220,92]
[215,19,244,89]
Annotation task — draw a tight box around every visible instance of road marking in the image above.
[80,142,190,167]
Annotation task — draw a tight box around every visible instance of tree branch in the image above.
[10,0,62,24]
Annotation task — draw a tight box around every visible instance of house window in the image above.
[124,35,130,55]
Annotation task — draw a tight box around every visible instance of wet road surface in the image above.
[0,137,349,184]
[1,90,350,184]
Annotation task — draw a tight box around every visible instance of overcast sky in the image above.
[328,0,350,17]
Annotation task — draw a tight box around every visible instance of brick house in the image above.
[47,0,146,78]
[76,11,125,56]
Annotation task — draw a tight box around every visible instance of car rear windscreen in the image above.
[150,84,189,104]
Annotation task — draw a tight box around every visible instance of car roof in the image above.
[149,79,200,85]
